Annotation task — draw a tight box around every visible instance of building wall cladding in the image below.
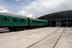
[38,10,72,27]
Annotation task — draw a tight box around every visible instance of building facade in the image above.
[38,10,72,27]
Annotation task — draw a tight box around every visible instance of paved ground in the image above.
[0,27,72,48]
[55,27,72,48]
[0,27,59,48]
[29,27,64,48]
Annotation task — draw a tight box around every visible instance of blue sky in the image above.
[0,0,72,18]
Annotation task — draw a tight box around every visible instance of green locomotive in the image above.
[0,13,48,31]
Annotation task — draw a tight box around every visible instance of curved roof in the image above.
[38,10,72,20]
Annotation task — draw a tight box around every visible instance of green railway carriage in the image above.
[0,13,48,31]
[29,18,48,28]
[0,14,28,27]
[0,14,29,31]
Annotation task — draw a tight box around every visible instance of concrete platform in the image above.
[0,27,59,48]
[55,28,72,48]
[0,27,71,48]
[29,28,64,48]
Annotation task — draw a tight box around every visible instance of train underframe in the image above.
[7,26,47,31]
[8,26,28,31]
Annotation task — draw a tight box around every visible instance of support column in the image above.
[59,19,61,27]
[50,19,52,26]
[66,19,68,27]
[55,19,57,27]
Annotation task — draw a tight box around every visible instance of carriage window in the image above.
[32,20,35,23]
[4,17,8,21]
[1,17,8,21]
[20,20,23,22]
[13,18,18,22]
[20,19,25,22]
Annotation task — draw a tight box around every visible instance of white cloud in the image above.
[15,0,20,2]
[0,5,6,11]
[19,0,72,18]
[20,0,64,17]
[18,11,26,15]
[0,10,8,13]
[18,11,33,18]
[26,14,33,18]
[0,5,13,14]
